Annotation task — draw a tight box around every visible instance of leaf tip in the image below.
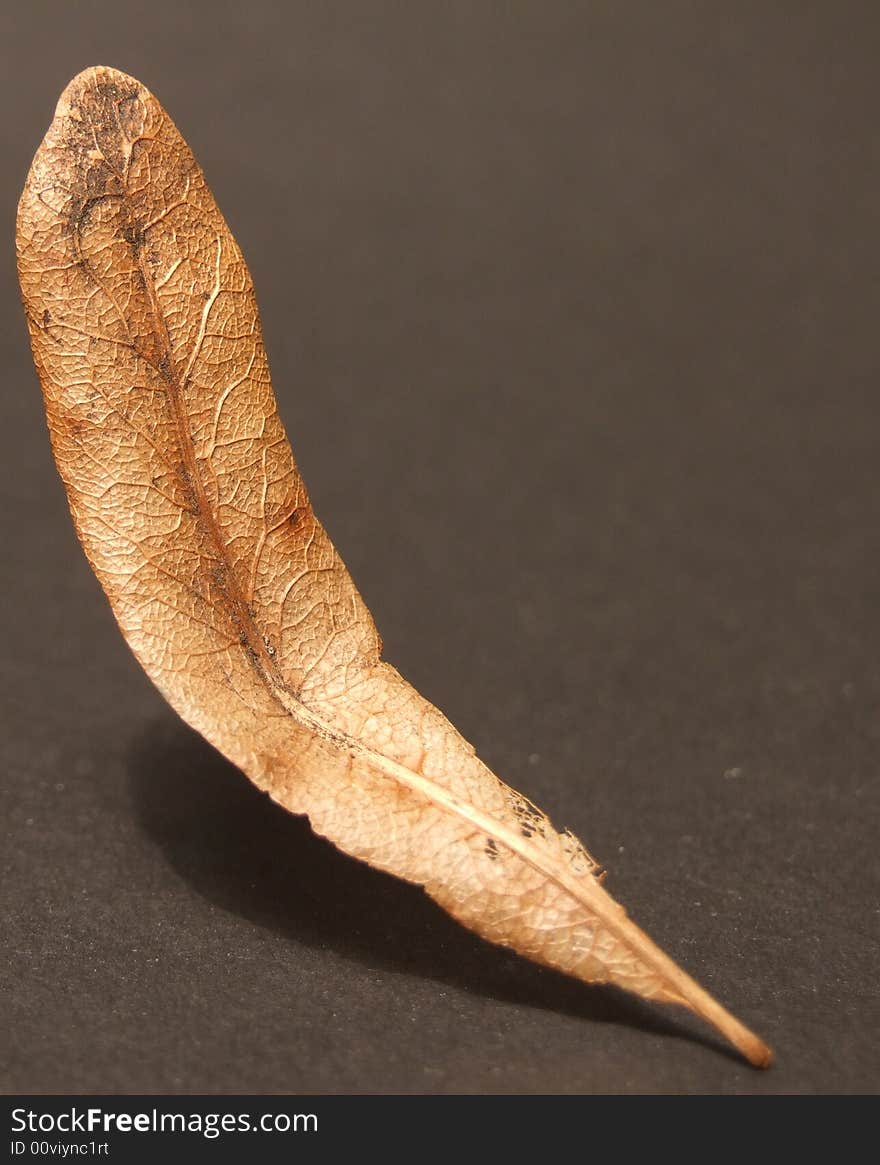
[54,64,142,120]
[744,1035,775,1070]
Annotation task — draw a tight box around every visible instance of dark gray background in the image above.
[2,1,878,1094]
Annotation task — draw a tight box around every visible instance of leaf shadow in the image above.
[128,713,736,1062]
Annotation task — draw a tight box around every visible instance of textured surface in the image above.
[2,2,879,1093]
[18,65,769,1065]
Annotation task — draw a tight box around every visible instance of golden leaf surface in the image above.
[17,67,771,1068]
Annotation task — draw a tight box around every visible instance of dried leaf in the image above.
[17,66,771,1068]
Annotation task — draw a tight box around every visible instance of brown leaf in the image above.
[17,66,771,1068]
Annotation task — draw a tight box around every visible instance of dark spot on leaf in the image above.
[121,222,144,254]
[242,641,261,668]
